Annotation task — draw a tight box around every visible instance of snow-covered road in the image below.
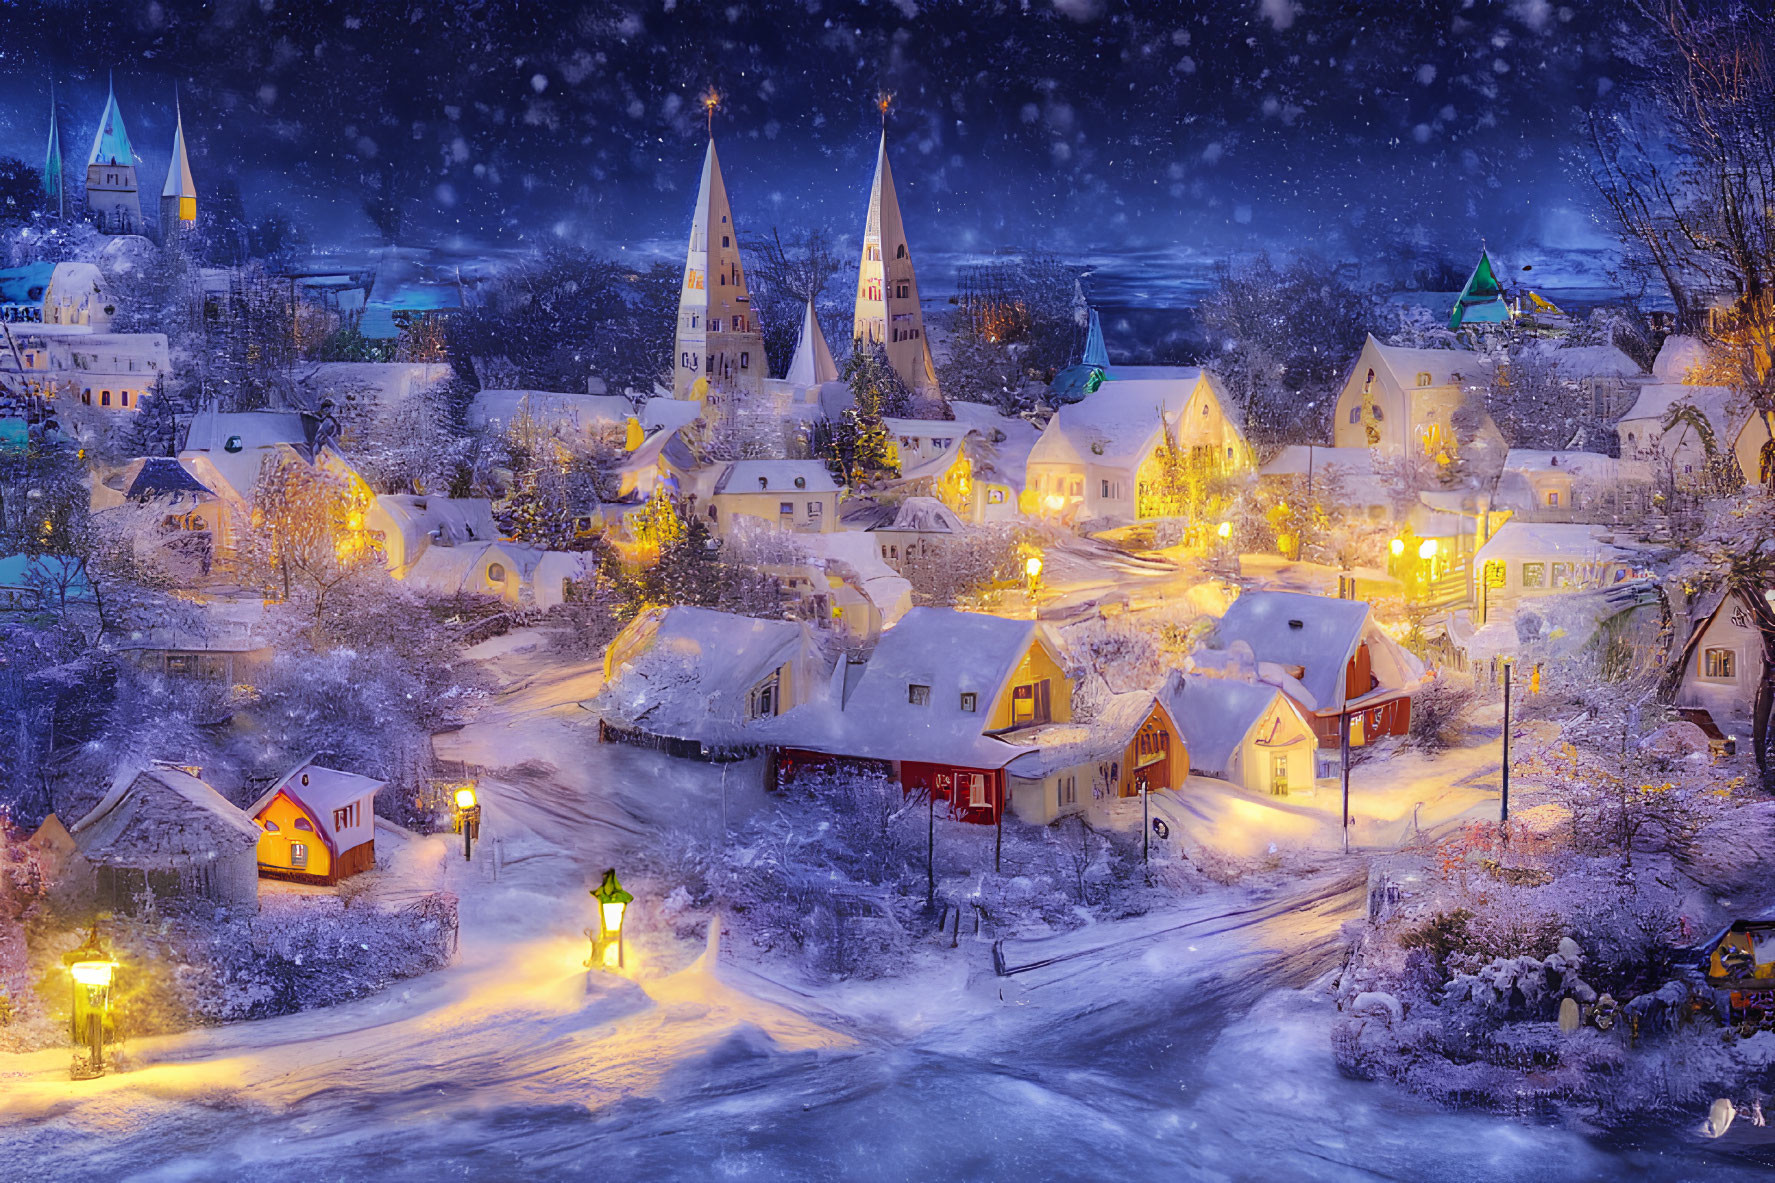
[0,641,1763,1180]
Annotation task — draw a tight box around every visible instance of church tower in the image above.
[85,77,142,236]
[853,130,938,394]
[672,137,767,402]
[42,88,64,218]
[160,96,197,245]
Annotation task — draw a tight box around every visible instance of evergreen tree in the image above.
[642,510,724,608]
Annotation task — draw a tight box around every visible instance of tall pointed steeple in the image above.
[161,92,197,244]
[1082,308,1110,371]
[853,129,938,395]
[84,75,142,235]
[672,135,767,401]
[786,300,839,389]
[43,86,63,217]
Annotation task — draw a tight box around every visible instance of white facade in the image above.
[672,139,766,402]
[853,132,937,394]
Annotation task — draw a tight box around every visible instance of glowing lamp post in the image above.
[1024,553,1044,602]
[64,924,118,1080]
[454,786,481,862]
[588,868,634,970]
[1216,520,1231,540]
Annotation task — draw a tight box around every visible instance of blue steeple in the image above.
[43,87,63,210]
[87,75,135,168]
[1082,308,1110,371]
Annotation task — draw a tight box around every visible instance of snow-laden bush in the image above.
[1407,676,1475,752]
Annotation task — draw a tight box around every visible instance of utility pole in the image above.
[994,784,1003,874]
[1340,711,1352,855]
[1142,785,1150,866]
[1501,660,1513,829]
[926,783,935,913]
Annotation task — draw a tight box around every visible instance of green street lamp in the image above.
[64,922,118,1080]
[587,868,634,971]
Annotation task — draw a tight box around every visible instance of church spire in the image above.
[87,73,134,168]
[85,74,142,236]
[786,299,838,389]
[161,90,197,243]
[671,131,767,401]
[853,128,938,395]
[43,84,63,218]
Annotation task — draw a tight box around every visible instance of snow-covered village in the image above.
[5,1,1775,1178]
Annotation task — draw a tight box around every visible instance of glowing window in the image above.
[1704,648,1736,679]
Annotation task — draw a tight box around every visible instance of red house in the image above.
[771,608,1074,825]
[1203,590,1426,771]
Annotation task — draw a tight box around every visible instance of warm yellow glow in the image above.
[1216,521,1231,539]
[1417,539,1439,559]
[1024,555,1043,580]
[346,513,364,531]
[68,959,116,988]
[600,899,628,936]
[601,940,621,968]
[454,787,477,811]
[1389,538,1405,557]
[1042,493,1065,511]
[1276,533,1293,554]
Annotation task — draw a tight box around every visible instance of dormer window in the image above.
[1417,372,1432,387]
[909,684,931,706]
[224,435,243,452]
[793,476,806,489]
[758,476,770,490]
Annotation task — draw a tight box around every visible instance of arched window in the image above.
[101,390,111,406]
[262,819,281,832]
[1349,406,1360,424]
[896,244,906,258]
[293,817,314,832]
[488,563,506,582]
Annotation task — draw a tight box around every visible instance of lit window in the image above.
[1521,563,1546,589]
[290,843,308,867]
[967,774,989,809]
[1552,562,1574,588]
[908,684,931,706]
[1547,491,1560,507]
[1417,372,1432,387]
[1704,648,1737,679]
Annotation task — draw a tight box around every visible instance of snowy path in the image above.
[0,644,1762,1179]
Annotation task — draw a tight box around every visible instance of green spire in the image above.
[1082,308,1110,371]
[87,74,135,169]
[1449,247,1511,329]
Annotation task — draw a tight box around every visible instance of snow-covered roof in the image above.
[1502,450,1652,483]
[297,362,449,408]
[1207,590,1425,714]
[1617,383,1736,429]
[1473,521,1633,563]
[1529,342,1644,379]
[468,389,636,436]
[598,607,819,743]
[1366,336,1478,388]
[799,530,913,628]
[179,408,319,504]
[1006,690,1166,779]
[1160,672,1303,775]
[872,496,963,534]
[816,608,1057,767]
[882,417,962,439]
[949,401,1041,489]
[404,540,525,597]
[1652,334,1713,382]
[1101,365,1204,383]
[72,765,259,866]
[248,758,383,824]
[714,460,840,495]
[1260,445,1381,479]
[640,396,704,435]
[375,494,499,548]
[1028,378,1195,469]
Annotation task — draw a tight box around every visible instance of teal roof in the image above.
[0,419,27,453]
[87,85,135,168]
[1449,249,1511,329]
[43,103,62,200]
[1048,363,1106,405]
[0,263,55,308]
[1082,308,1110,370]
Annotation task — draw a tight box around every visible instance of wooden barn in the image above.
[69,764,260,911]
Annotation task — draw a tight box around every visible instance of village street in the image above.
[0,638,1757,1181]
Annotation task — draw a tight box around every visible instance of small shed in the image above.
[247,758,383,885]
[70,765,260,911]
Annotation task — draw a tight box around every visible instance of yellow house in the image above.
[708,460,842,536]
[1163,672,1319,796]
[1333,335,1498,461]
[247,759,383,885]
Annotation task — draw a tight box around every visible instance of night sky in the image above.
[0,1,1627,295]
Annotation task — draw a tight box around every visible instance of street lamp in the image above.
[1500,658,1514,829]
[454,786,481,862]
[1417,538,1439,560]
[588,868,634,970]
[64,923,117,1080]
[1024,553,1043,602]
[1216,520,1231,540]
[1389,537,1405,557]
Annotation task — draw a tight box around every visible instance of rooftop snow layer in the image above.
[714,460,840,495]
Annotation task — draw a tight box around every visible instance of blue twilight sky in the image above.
[0,0,1633,298]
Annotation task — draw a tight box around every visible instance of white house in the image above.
[1673,587,1773,735]
[0,261,113,328]
[1161,671,1320,796]
[1471,521,1644,623]
[709,460,841,536]
[365,494,502,577]
[1026,368,1248,523]
[50,332,170,412]
[1495,450,1654,520]
[596,606,830,751]
[1331,336,1488,460]
[1614,383,1737,482]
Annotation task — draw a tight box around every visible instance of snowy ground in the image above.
[0,633,1763,1180]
